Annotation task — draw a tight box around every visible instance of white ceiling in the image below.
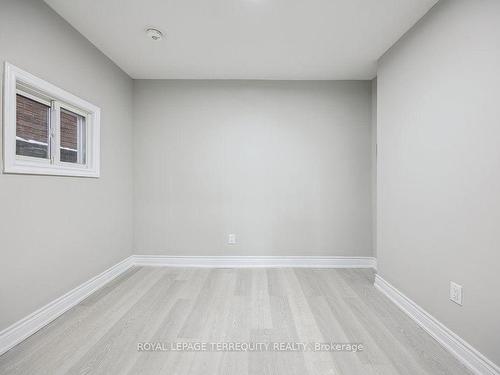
[45,0,438,80]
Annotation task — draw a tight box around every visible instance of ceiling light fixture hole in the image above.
[145,28,163,41]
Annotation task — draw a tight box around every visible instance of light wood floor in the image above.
[0,267,471,375]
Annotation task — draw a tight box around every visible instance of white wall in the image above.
[134,80,372,256]
[377,0,500,365]
[0,0,133,331]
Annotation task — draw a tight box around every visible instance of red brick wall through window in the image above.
[16,94,49,144]
[60,110,78,150]
[16,95,83,161]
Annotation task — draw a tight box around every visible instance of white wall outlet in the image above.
[450,281,463,306]
[228,233,236,245]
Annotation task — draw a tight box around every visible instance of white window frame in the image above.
[3,62,100,177]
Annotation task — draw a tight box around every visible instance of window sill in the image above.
[3,162,100,178]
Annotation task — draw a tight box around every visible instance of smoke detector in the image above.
[145,28,163,41]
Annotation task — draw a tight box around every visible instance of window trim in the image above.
[3,62,100,177]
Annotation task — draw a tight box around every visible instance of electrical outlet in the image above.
[450,282,463,306]
[228,233,236,245]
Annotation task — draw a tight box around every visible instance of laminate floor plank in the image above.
[0,267,473,375]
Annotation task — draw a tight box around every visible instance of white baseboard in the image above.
[3,256,496,374]
[374,274,500,375]
[0,254,374,357]
[0,256,134,356]
[132,255,377,269]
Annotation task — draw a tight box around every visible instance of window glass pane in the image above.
[60,108,86,164]
[16,94,50,159]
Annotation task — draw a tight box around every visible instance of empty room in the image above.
[0,0,499,374]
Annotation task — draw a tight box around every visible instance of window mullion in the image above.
[50,101,61,165]
[77,116,83,164]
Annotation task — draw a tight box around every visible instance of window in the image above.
[3,62,100,177]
